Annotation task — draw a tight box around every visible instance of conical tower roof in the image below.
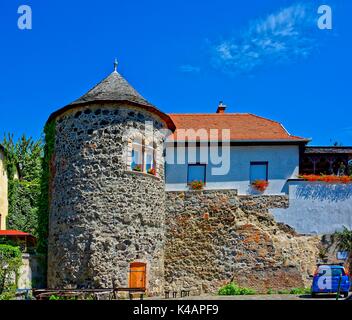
[47,68,175,130]
[69,70,154,107]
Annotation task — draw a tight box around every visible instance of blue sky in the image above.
[0,0,351,145]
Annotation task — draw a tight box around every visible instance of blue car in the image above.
[311,264,350,298]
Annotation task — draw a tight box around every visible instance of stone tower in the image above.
[46,66,175,295]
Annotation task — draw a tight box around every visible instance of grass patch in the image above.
[218,283,256,296]
[267,287,311,295]
[289,287,311,295]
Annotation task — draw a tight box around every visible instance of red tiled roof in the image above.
[167,113,309,142]
[0,230,33,237]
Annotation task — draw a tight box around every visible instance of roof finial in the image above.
[113,58,118,72]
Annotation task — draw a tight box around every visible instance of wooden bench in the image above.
[180,289,191,297]
[164,289,191,299]
[33,288,112,300]
[32,287,146,300]
[112,286,146,300]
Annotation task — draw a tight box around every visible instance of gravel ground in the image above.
[148,293,351,300]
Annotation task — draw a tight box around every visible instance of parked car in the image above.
[311,264,350,298]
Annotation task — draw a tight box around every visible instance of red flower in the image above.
[147,167,156,175]
[190,180,204,190]
[299,174,352,184]
[251,180,269,192]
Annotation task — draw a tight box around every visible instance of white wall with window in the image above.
[165,144,300,195]
[250,162,268,182]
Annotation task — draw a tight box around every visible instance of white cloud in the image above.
[212,3,317,74]
[342,127,352,135]
[179,64,201,73]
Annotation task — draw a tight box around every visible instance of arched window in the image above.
[129,136,157,175]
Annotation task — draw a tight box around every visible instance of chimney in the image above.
[216,101,226,114]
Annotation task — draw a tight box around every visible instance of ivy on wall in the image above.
[0,244,22,299]
[2,134,42,236]
[37,120,56,254]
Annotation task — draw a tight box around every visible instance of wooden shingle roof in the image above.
[47,71,176,130]
[69,71,153,107]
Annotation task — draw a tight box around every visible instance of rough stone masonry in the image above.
[165,190,320,294]
[47,103,168,295]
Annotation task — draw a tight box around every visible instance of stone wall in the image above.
[47,103,168,295]
[165,190,320,294]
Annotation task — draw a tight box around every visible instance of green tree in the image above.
[348,160,352,176]
[2,134,43,236]
[0,244,22,299]
[334,227,352,272]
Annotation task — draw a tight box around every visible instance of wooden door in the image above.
[129,262,146,289]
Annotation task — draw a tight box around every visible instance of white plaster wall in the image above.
[271,181,352,235]
[17,254,46,289]
[165,145,299,195]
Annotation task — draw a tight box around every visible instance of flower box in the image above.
[190,180,204,190]
[251,180,269,192]
[132,165,142,172]
[299,174,352,184]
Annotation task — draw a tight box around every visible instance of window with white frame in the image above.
[131,136,143,172]
[145,140,155,173]
[129,136,156,175]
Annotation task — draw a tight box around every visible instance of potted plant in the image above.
[147,167,156,175]
[133,165,142,172]
[251,180,269,192]
[190,180,204,190]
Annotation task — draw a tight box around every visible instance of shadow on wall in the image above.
[295,183,352,202]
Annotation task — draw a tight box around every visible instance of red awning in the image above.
[0,230,33,237]
[0,230,37,247]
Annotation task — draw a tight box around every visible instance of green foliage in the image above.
[0,244,22,299]
[334,227,352,253]
[334,227,352,272]
[289,287,311,295]
[2,134,43,236]
[218,282,256,295]
[267,288,274,294]
[273,287,311,295]
[267,287,310,295]
[277,289,290,294]
[49,294,94,300]
[49,294,76,300]
[37,120,56,255]
[348,161,352,176]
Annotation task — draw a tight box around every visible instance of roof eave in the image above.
[47,99,176,132]
[166,139,310,144]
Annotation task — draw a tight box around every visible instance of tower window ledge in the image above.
[124,170,161,181]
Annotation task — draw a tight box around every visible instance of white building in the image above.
[165,104,309,195]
